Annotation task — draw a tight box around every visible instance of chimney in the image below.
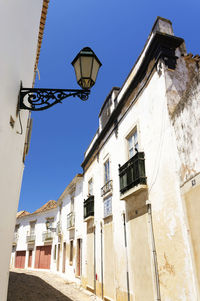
[152,16,174,35]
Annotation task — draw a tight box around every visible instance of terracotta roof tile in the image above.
[16,211,30,218]
[33,200,57,214]
[33,0,50,85]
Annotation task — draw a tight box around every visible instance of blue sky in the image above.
[19,0,200,212]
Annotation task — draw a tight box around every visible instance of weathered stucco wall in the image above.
[165,54,200,298]
[183,183,200,296]
[165,53,200,184]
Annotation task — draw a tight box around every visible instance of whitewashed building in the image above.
[0,1,50,300]
[53,174,84,281]
[80,16,200,301]
[12,17,200,301]
[11,200,57,270]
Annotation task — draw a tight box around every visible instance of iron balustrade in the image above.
[101,180,113,197]
[42,231,54,241]
[67,212,75,229]
[119,152,147,194]
[84,195,94,219]
[26,232,36,243]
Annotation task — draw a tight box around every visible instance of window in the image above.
[104,159,110,183]
[46,218,54,230]
[15,224,20,233]
[70,240,73,264]
[88,178,93,195]
[127,129,138,158]
[104,196,112,218]
[70,196,74,212]
[30,221,36,235]
[59,203,62,216]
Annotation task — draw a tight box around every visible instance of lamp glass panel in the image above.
[80,56,93,78]
[81,79,92,89]
[73,58,81,82]
[91,59,100,83]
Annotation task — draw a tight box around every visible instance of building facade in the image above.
[12,17,200,301]
[0,1,50,300]
[11,201,57,270]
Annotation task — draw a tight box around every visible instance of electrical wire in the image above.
[17,110,23,135]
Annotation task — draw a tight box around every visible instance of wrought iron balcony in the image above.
[42,231,54,241]
[119,152,146,194]
[67,212,75,229]
[13,233,18,245]
[101,180,113,197]
[84,195,94,220]
[26,232,36,243]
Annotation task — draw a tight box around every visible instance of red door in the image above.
[15,251,26,268]
[28,250,32,268]
[35,246,51,269]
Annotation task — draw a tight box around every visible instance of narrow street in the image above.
[7,269,98,301]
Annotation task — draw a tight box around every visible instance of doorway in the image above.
[57,244,60,271]
[62,242,66,273]
[76,238,82,277]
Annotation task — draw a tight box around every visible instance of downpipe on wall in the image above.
[147,202,161,301]
[100,221,104,300]
[122,212,130,301]
[94,224,96,295]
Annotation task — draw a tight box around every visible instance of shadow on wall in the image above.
[7,272,72,301]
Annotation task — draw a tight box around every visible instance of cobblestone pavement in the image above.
[8,269,100,301]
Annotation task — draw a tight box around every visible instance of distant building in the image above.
[0,1,50,300]
[11,200,57,270]
[12,17,200,301]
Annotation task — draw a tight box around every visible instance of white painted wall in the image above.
[81,60,196,299]
[54,177,84,282]
[11,207,57,270]
[0,3,45,298]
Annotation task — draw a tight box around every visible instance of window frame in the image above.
[126,127,138,159]
[104,159,110,184]
[88,178,93,195]
[103,196,112,218]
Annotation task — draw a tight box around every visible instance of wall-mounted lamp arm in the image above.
[20,87,90,111]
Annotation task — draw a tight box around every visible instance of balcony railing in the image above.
[26,232,36,243]
[119,152,146,194]
[13,233,18,245]
[101,180,113,197]
[67,212,75,229]
[84,195,94,220]
[42,231,54,241]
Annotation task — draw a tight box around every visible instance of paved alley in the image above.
[7,269,98,301]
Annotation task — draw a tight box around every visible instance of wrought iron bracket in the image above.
[19,84,90,111]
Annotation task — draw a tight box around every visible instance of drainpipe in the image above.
[147,202,161,301]
[123,212,130,301]
[100,221,104,299]
[94,224,96,295]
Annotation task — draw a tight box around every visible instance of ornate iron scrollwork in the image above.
[20,87,90,111]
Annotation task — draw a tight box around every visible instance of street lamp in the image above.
[19,47,102,111]
[46,220,56,232]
